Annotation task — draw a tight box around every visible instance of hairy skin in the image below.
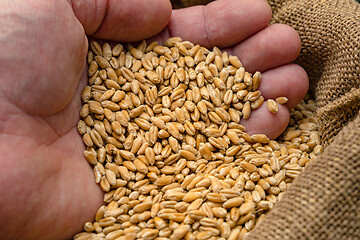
[0,0,307,239]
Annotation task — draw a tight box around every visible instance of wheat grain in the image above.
[74,39,322,240]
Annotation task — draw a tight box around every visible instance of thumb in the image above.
[69,0,172,41]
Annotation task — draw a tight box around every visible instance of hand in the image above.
[0,0,171,239]
[0,0,307,239]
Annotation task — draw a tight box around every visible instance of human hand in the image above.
[0,0,170,239]
[0,0,307,239]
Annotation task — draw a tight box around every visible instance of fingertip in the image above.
[240,103,289,139]
[260,0,273,26]
[285,64,308,108]
[234,23,302,73]
[278,23,302,59]
[260,64,309,109]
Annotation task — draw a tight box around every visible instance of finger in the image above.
[259,64,309,109]
[70,0,172,41]
[240,103,290,139]
[230,24,301,73]
[166,0,272,48]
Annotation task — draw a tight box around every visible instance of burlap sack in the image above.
[172,0,360,239]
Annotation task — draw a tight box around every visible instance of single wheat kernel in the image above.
[276,96,289,104]
[242,101,251,119]
[267,99,279,114]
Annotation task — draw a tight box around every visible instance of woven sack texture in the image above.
[171,0,360,239]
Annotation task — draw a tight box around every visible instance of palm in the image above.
[0,0,308,239]
[0,106,103,239]
[0,1,103,239]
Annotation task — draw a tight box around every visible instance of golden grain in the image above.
[267,99,279,114]
[76,39,322,240]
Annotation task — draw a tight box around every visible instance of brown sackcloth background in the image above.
[172,0,360,239]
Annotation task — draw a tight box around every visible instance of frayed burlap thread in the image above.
[170,0,360,239]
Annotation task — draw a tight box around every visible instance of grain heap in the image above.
[74,37,323,240]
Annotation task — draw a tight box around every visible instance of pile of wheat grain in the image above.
[74,38,322,240]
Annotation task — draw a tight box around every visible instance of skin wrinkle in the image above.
[40,167,64,239]
[161,27,172,44]
[0,90,72,147]
[94,0,133,39]
[149,26,172,45]
[0,83,72,144]
[93,0,99,35]
[0,93,23,123]
[40,47,88,138]
[1,78,83,143]
[204,1,230,47]
[2,116,59,145]
[0,113,61,161]
[22,153,56,240]
[41,117,64,140]
[38,140,73,240]
[202,3,212,47]
[67,0,108,35]
[0,128,91,240]
[0,139,56,239]
[0,19,39,115]
[86,0,110,36]
[0,1,86,117]
[94,0,111,36]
